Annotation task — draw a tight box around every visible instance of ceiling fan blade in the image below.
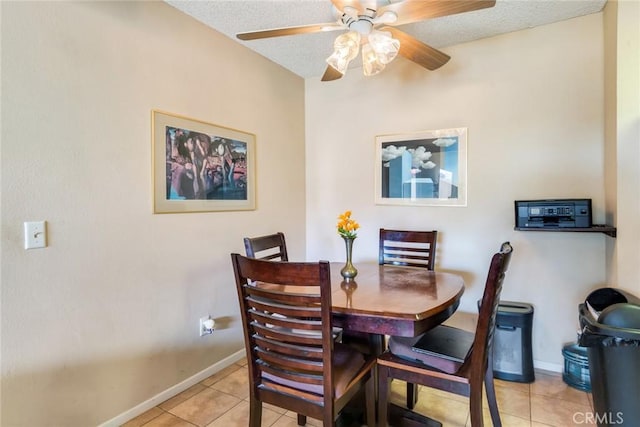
[237,22,343,41]
[321,65,344,82]
[383,27,450,71]
[379,0,496,26]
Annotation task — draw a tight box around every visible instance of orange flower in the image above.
[337,210,359,239]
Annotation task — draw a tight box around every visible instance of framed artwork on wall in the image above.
[152,110,256,213]
[375,127,467,207]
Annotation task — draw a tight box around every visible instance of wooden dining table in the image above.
[327,262,465,427]
[329,262,465,351]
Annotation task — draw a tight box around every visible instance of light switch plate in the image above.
[24,221,47,249]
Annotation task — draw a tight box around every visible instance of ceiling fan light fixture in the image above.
[326,31,361,74]
[368,30,400,65]
[362,43,386,76]
[235,1,497,82]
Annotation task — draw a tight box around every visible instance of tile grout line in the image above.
[136,362,587,427]
[147,368,249,427]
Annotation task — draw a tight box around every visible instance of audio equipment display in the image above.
[515,199,592,228]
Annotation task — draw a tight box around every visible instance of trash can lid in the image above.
[477,300,534,315]
[498,301,534,314]
[598,303,640,330]
[586,287,640,312]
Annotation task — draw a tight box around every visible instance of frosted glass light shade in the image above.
[326,31,361,74]
[362,43,385,76]
[368,30,400,64]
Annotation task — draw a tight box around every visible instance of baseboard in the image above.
[534,359,563,373]
[98,349,246,427]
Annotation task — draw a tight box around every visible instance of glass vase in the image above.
[340,236,358,280]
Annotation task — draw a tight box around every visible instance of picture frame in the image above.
[375,128,467,207]
[152,110,256,213]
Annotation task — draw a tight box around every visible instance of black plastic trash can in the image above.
[578,287,640,427]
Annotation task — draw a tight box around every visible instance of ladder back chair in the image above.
[379,229,438,270]
[378,228,438,407]
[230,254,376,427]
[242,233,339,423]
[244,232,288,261]
[377,242,513,427]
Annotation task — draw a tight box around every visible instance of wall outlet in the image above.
[199,316,215,336]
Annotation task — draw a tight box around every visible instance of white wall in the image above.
[1,2,305,426]
[604,0,640,295]
[305,14,607,368]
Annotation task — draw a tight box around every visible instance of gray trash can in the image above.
[578,288,640,427]
[478,300,535,382]
[493,301,534,383]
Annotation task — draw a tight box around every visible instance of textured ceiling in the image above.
[165,0,606,79]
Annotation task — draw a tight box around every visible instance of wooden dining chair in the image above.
[378,228,438,408]
[243,232,288,261]
[379,229,438,270]
[230,254,376,427]
[377,242,513,427]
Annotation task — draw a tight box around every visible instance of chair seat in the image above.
[388,325,474,374]
[262,342,367,398]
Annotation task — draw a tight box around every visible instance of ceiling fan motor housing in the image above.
[349,17,374,35]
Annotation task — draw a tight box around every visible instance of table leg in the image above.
[369,333,385,410]
[407,383,418,409]
[349,332,444,427]
[368,333,385,356]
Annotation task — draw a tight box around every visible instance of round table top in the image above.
[330,262,465,321]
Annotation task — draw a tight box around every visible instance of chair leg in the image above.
[297,413,307,426]
[378,365,390,427]
[406,382,418,410]
[365,374,376,427]
[469,382,484,427]
[249,397,262,427]
[485,354,502,427]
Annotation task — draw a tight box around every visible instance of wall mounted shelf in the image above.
[514,225,617,238]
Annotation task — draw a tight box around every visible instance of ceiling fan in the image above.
[236,0,496,81]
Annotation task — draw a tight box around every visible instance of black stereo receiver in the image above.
[515,199,592,228]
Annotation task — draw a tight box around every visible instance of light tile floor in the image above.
[122,358,595,427]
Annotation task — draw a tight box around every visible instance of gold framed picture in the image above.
[152,110,256,213]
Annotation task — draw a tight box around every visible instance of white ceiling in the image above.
[165,0,606,79]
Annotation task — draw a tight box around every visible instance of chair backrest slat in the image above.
[251,323,324,346]
[260,379,324,404]
[246,295,321,318]
[253,336,324,359]
[245,285,320,305]
[248,311,322,332]
[379,229,438,269]
[256,347,324,372]
[383,245,431,253]
[259,363,324,387]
